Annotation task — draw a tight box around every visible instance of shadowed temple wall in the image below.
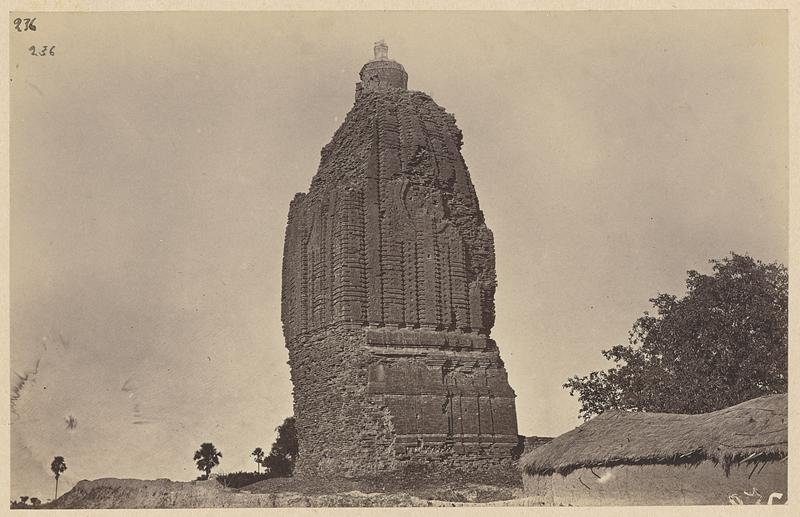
[281,42,519,477]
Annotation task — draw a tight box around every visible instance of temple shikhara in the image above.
[281,41,519,477]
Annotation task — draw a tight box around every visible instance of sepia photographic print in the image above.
[5,2,795,511]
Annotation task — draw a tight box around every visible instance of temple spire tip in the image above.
[374,40,389,60]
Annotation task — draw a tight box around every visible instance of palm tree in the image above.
[20,496,29,506]
[193,442,222,480]
[251,447,265,474]
[51,456,67,500]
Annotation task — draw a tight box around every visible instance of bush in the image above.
[263,417,298,477]
[215,471,271,489]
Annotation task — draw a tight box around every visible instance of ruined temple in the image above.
[281,41,519,477]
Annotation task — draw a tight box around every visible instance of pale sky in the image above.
[9,10,787,500]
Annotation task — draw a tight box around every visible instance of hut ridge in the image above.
[520,393,787,476]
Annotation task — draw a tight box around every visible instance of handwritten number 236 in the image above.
[13,18,37,31]
[29,45,55,56]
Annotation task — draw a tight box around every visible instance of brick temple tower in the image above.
[281,41,519,477]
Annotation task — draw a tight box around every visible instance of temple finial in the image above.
[374,40,388,60]
[356,40,407,98]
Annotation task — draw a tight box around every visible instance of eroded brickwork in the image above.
[282,43,518,477]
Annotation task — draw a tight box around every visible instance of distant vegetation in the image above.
[193,443,222,480]
[51,456,67,500]
[215,471,271,489]
[564,253,788,420]
[262,417,298,477]
[11,495,42,510]
[10,495,41,509]
[12,457,65,508]
[213,417,300,489]
[251,447,265,474]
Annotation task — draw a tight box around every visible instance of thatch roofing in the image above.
[521,393,787,476]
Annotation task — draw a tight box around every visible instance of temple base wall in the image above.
[288,325,518,478]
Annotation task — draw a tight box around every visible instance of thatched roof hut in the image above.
[520,394,787,506]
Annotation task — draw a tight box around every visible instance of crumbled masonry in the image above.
[281,41,519,477]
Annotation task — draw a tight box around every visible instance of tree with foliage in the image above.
[30,497,41,507]
[193,442,222,480]
[251,447,265,474]
[51,456,67,500]
[20,496,29,505]
[564,253,787,420]
[262,417,298,477]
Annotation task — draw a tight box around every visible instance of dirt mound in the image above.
[51,478,235,509]
[244,475,521,503]
[48,476,534,508]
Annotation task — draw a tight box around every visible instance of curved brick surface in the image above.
[281,44,518,477]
